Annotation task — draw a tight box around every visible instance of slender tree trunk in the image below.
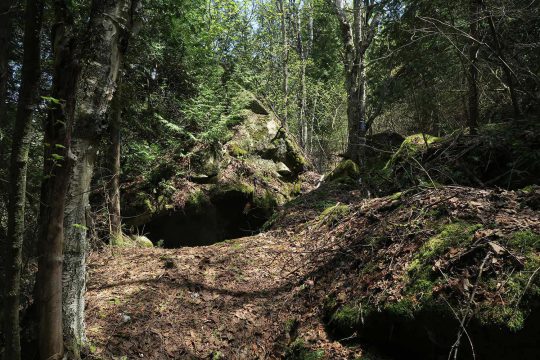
[467,0,480,134]
[3,0,44,358]
[0,0,16,342]
[278,0,289,128]
[483,2,522,118]
[292,0,308,149]
[36,1,78,358]
[331,0,375,165]
[0,0,15,165]
[306,0,314,153]
[62,2,139,356]
[108,82,122,245]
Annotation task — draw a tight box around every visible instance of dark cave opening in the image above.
[141,190,271,248]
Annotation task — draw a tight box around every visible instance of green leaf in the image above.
[41,96,62,104]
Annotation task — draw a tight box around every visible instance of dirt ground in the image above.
[86,229,357,360]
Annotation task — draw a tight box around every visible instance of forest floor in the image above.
[86,183,540,360]
[86,230,360,360]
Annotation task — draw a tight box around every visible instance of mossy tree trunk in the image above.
[3,0,44,358]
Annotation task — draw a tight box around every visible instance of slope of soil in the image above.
[86,185,540,359]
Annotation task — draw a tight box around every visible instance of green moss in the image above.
[285,339,325,360]
[389,191,403,201]
[291,181,302,196]
[505,230,540,252]
[405,222,482,303]
[284,318,299,334]
[478,305,526,332]
[326,160,360,183]
[520,185,536,194]
[413,222,482,266]
[254,189,279,211]
[314,199,340,211]
[229,143,248,157]
[384,133,443,172]
[133,236,154,248]
[110,233,128,247]
[284,135,307,170]
[186,189,210,211]
[330,303,373,332]
[384,298,416,319]
[212,182,254,198]
[143,197,156,214]
[319,203,350,227]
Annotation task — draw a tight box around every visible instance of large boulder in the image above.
[121,88,310,246]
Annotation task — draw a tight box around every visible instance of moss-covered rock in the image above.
[325,160,360,183]
[379,119,540,191]
[122,88,310,236]
[318,203,350,227]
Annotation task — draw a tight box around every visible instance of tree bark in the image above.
[278,0,289,128]
[36,1,78,358]
[292,0,308,150]
[0,0,16,342]
[62,1,139,356]
[482,2,522,118]
[330,0,377,165]
[108,81,123,245]
[467,0,480,134]
[3,0,44,358]
[0,0,15,163]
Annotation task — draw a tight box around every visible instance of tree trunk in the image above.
[306,0,314,152]
[331,0,375,165]
[3,0,44,358]
[346,69,367,166]
[467,0,480,134]
[62,1,138,356]
[0,0,16,342]
[278,0,289,128]
[108,82,123,245]
[0,0,15,164]
[483,2,522,118]
[292,0,308,149]
[35,1,78,358]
